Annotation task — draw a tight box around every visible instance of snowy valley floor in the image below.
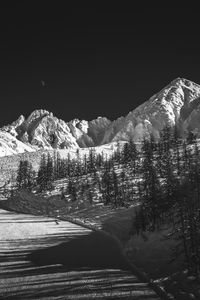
[1,191,200,299]
[0,208,162,300]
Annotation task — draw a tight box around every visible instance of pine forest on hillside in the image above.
[4,125,200,279]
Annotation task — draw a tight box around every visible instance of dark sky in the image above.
[0,2,200,126]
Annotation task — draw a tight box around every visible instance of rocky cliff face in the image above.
[1,109,111,151]
[1,77,200,157]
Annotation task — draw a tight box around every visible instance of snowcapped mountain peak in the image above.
[0,110,112,154]
[25,109,52,126]
[172,77,200,87]
[11,115,25,127]
[1,78,200,157]
[169,77,187,85]
[102,78,200,143]
[164,77,200,88]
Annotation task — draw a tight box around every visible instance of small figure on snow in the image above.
[40,80,46,87]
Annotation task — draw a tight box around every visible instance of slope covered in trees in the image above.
[11,126,200,279]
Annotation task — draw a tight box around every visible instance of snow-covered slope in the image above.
[102,78,200,143]
[0,131,35,157]
[68,117,111,147]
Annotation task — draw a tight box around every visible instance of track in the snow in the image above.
[0,209,161,299]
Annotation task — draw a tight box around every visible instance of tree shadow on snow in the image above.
[28,230,131,271]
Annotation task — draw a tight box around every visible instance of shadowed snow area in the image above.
[0,209,160,299]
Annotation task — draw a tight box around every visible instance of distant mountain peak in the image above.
[102,77,200,144]
[1,78,200,157]
[164,77,200,92]
[0,109,112,152]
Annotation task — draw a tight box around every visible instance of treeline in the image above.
[14,125,200,276]
[15,143,140,207]
[133,127,200,277]
[15,127,197,207]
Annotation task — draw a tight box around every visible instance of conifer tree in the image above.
[46,153,54,190]
[88,148,96,173]
[67,180,77,201]
[129,139,139,177]
[53,151,62,179]
[171,125,182,176]
[181,140,190,177]
[112,168,119,207]
[101,166,112,205]
[37,154,54,191]
[141,138,161,226]
[122,142,130,164]
[187,131,197,145]
[16,160,35,191]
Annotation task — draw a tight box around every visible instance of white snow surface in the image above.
[102,78,200,143]
[57,141,127,161]
[0,131,35,157]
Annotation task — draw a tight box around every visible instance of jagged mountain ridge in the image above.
[102,78,200,143]
[1,110,111,151]
[1,77,200,157]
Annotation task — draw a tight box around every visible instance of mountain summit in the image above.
[1,78,200,156]
[101,77,200,143]
[1,110,111,151]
